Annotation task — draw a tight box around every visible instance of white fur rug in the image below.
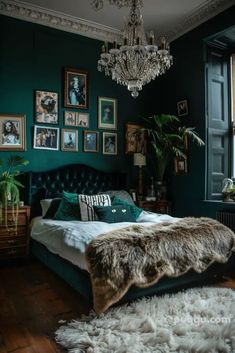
[55,287,235,353]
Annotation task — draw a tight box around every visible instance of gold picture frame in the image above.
[174,157,188,175]
[0,114,26,151]
[125,122,146,154]
[64,68,88,109]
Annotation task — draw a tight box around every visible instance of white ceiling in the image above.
[1,0,235,42]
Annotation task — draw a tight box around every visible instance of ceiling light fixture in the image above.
[93,0,173,98]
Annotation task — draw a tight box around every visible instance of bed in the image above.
[25,164,235,313]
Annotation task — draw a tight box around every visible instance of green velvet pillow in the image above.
[112,196,142,219]
[94,205,137,223]
[54,191,81,221]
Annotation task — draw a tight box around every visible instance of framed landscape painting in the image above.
[98,97,117,130]
[35,90,58,124]
[0,114,26,151]
[64,68,88,109]
[61,129,78,152]
[33,125,59,151]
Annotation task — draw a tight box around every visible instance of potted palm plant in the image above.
[143,114,204,197]
[0,155,29,226]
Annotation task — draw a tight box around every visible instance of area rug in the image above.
[55,287,235,353]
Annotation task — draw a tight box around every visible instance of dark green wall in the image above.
[143,5,235,218]
[0,15,146,185]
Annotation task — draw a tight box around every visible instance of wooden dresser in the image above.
[0,206,31,260]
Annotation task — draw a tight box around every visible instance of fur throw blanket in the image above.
[86,217,235,314]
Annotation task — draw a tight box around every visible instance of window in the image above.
[206,46,230,200]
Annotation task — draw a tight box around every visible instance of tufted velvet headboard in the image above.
[23,164,126,217]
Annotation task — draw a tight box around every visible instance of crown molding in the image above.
[0,0,123,43]
[166,0,235,42]
[0,0,234,44]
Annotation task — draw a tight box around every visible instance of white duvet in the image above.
[31,211,179,271]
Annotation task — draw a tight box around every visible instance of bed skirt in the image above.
[30,239,235,306]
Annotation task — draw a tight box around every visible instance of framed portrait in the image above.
[177,100,188,117]
[64,68,88,109]
[64,111,76,127]
[83,131,99,153]
[98,97,117,130]
[103,132,117,155]
[125,122,146,154]
[174,157,188,175]
[0,114,26,151]
[61,129,78,152]
[33,125,59,151]
[77,112,89,127]
[35,90,58,124]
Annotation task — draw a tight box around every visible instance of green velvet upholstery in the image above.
[31,240,235,305]
[54,191,81,221]
[94,204,137,223]
[23,164,126,218]
[112,196,142,218]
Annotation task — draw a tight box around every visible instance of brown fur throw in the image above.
[86,217,235,314]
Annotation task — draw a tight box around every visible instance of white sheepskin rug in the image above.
[55,287,235,353]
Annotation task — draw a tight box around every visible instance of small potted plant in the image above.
[0,155,29,226]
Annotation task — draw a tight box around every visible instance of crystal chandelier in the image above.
[95,0,173,98]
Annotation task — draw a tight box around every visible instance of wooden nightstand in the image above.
[0,206,31,260]
[138,200,172,215]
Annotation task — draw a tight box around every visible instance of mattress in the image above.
[30,212,178,272]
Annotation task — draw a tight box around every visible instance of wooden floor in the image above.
[0,259,234,353]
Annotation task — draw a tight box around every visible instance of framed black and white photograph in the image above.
[61,129,78,152]
[98,97,117,130]
[83,131,99,153]
[35,90,58,124]
[0,114,26,151]
[177,100,188,117]
[64,68,88,109]
[77,112,89,127]
[174,157,188,175]
[33,125,59,151]
[64,111,76,127]
[103,132,117,155]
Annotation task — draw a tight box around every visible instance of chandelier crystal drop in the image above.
[96,0,173,98]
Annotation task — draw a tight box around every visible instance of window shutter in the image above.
[206,46,230,200]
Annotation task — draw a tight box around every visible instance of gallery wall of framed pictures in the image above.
[2,65,119,157]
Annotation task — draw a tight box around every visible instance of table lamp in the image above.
[133,153,146,197]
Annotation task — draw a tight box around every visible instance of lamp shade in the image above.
[133,153,146,167]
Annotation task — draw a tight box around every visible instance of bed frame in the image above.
[25,163,235,306]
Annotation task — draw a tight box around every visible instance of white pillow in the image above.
[40,199,52,217]
[102,190,135,205]
[79,194,111,221]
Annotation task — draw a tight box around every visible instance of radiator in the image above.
[216,210,235,232]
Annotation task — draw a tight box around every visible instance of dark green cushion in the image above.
[94,205,137,223]
[54,191,81,221]
[112,196,142,219]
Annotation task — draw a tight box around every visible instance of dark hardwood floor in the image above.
[0,259,234,353]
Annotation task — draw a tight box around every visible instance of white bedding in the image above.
[30,211,179,271]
